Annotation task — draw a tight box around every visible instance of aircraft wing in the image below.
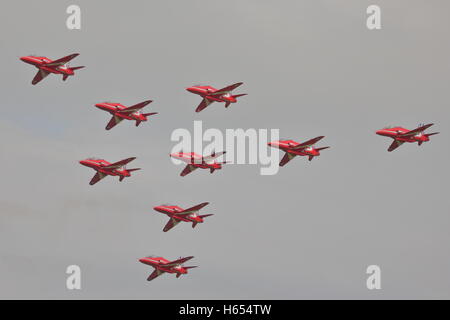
[147,269,165,281]
[163,218,181,232]
[120,100,153,115]
[292,136,325,149]
[210,82,243,95]
[398,123,434,137]
[279,153,296,167]
[44,53,79,67]
[388,140,404,152]
[103,157,136,169]
[195,98,213,112]
[178,202,209,216]
[105,115,124,130]
[180,164,198,177]
[89,172,107,185]
[203,151,226,162]
[164,256,194,268]
[31,70,50,85]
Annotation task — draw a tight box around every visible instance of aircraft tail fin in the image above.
[192,222,198,228]
[316,146,330,151]
[70,66,85,71]
[135,120,141,127]
[426,132,439,137]
[225,94,247,108]
[62,74,69,81]
[210,161,227,173]
[119,176,125,182]
[127,168,141,172]
[308,155,314,161]
[199,214,213,219]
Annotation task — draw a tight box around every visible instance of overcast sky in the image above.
[1,0,449,299]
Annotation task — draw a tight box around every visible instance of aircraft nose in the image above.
[20,56,31,63]
[375,130,384,135]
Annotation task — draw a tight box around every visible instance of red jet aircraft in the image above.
[139,255,197,281]
[186,82,247,112]
[94,100,158,130]
[153,202,213,232]
[20,53,84,85]
[376,123,439,152]
[170,151,227,176]
[79,157,140,185]
[268,136,329,166]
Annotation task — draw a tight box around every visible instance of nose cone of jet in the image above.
[79,160,88,166]
[20,56,33,64]
[95,103,107,110]
[153,206,165,213]
[138,258,146,264]
[267,141,279,148]
[186,87,196,93]
[375,129,385,136]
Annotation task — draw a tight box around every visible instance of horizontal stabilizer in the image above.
[184,266,198,270]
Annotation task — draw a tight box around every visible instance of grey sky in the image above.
[0,0,449,299]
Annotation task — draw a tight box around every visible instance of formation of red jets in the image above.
[21,53,440,282]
